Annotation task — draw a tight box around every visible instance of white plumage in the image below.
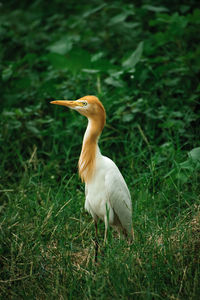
[85,146,132,240]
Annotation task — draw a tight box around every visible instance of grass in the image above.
[0,0,200,299]
[0,135,199,299]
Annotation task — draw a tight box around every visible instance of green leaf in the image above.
[2,111,15,117]
[179,160,194,171]
[46,53,69,70]
[48,37,72,55]
[176,172,188,183]
[122,113,134,122]
[188,147,200,163]
[82,69,99,74]
[164,78,180,86]
[91,52,104,62]
[26,121,40,135]
[46,48,91,72]
[9,120,22,129]
[122,42,143,69]
[142,5,169,13]
[109,11,134,26]
[2,66,13,81]
[82,3,106,18]
[92,58,116,72]
[104,77,123,88]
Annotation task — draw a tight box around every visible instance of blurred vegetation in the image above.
[0,0,200,299]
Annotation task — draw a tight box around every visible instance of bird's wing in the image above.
[85,184,88,197]
[104,159,132,234]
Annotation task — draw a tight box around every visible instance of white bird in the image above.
[51,95,133,261]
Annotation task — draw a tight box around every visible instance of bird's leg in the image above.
[122,228,128,239]
[94,220,99,263]
[103,217,108,246]
[131,227,134,241]
[104,204,111,245]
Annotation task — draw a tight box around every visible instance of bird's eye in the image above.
[82,101,87,106]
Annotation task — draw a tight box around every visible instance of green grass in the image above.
[0,139,199,299]
[0,0,200,299]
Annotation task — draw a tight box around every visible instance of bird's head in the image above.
[50,95,106,126]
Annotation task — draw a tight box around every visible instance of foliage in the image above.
[0,0,200,299]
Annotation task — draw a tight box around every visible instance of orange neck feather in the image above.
[78,113,105,183]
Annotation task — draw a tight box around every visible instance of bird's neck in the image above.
[78,116,104,183]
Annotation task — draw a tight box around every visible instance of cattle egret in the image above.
[50,95,133,261]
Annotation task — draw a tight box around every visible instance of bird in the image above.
[50,95,133,261]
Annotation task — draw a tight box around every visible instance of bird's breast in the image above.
[84,155,113,221]
[85,170,107,219]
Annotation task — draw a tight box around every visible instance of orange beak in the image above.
[50,100,81,108]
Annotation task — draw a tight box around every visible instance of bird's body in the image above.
[51,96,133,258]
[85,147,132,237]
